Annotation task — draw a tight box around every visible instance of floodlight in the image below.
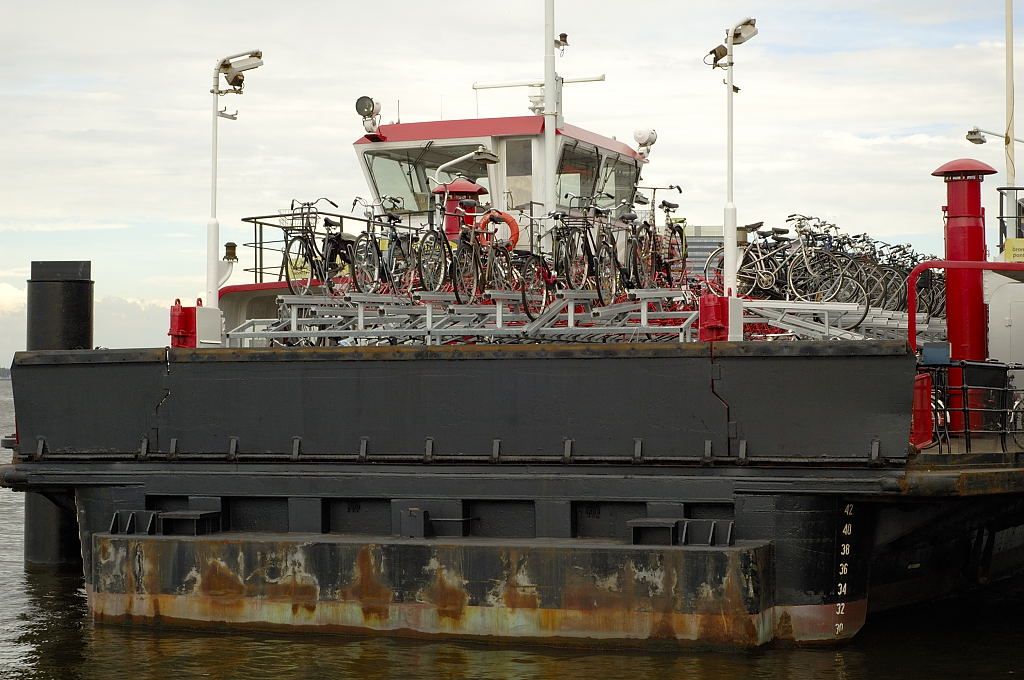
[966,127,987,145]
[356,96,381,118]
[634,129,658,147]
[224,56,264,73]
[731,18,758,45]
[472,146,500,164]
[709,44,728,67]
[219,55,263,90]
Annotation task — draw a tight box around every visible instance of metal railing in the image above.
[918,360,1024,455]
[240,208,431,284]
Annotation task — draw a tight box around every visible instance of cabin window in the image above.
[505,138,533,210]
[597,155,641,213]
[556,140,600,205]
[364,143,492,212]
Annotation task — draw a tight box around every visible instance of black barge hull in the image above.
[6,341,1024,646]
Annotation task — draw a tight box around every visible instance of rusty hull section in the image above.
[87,532,848,647]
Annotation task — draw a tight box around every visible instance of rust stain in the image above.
[695,553,758,646]
[776,610,794,640]
[199,557,245,597]
[502,551,539,610]
[342,546,393,622]
[423,557,468,622]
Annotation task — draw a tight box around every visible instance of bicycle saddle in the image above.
[659,200,678,210]
[756,229,772,238]
[488,214,505,224]
[619,212,638,223]
[385,212,402,223]
[772,235,792,242]
[549,211,568,220]
[772,227,789,235]
[323,217,340,228]
[459,199,480,209]
[593,206,611,217]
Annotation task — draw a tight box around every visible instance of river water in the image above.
[1,379,1023,679]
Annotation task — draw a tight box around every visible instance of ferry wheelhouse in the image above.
[220,114,647,332]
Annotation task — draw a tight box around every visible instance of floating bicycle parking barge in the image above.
[6,5,1024,649]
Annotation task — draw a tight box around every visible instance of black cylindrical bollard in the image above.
[26,261,93,351]
[23,260,92,569]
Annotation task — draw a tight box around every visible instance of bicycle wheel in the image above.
[665,225,687,288]
[352,234,381,294]
[787,251,844,302]
[1011,399,1024,450]
[635,226,656,289]
[521,255,552,320]
[324,238,353,297]
[417,230,448,292]
[487,246,515,292]
[596,243,618,305]
[832,277,870,330]
[565,230,590,289]
[390,240,418,299]
[704,246,725,295]
[735,248,763,297]
[284,236,315,296]
[452,247,478,304]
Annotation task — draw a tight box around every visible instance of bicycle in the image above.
[519,213,576,320]
[350,195,421,298]
[448,202,520,304]
[562,192,618,305]
[653,200,688,289]
[282,197,356,297]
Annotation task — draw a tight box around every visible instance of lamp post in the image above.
[708,18,757,340]
[962,126,1019,183]
[207,50,263,310]
[1007,0,1016,189]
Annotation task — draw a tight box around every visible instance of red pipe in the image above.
[907,259,1024,349]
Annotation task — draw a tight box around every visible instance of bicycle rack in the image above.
[224,289,948,347]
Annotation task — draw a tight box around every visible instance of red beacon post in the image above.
[932,158,997,362]
[931,158,997,431]
[433,178,488,241]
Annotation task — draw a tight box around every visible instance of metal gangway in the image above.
[225,290,948,347]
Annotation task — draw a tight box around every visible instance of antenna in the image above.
[397,99,401,124]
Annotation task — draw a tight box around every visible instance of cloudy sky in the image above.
[0,1,1018,364]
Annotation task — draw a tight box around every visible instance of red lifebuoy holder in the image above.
[475,210,520,250]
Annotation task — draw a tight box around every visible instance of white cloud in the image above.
[0,1,1017,310]
[0,284,25,314]
[0,221,131,233]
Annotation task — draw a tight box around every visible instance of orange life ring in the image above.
[476,210,520,250]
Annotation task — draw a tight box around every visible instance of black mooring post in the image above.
[23,261,92,569]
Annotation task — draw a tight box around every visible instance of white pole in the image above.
[1008,0,1016,189]
[207,66,220,309]
[723,29,744,341]
[723,31,738,297]
[543,0,558,215]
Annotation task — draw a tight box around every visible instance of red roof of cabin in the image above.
[355,116,641,160]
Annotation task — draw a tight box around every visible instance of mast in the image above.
[543,0,558,215]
